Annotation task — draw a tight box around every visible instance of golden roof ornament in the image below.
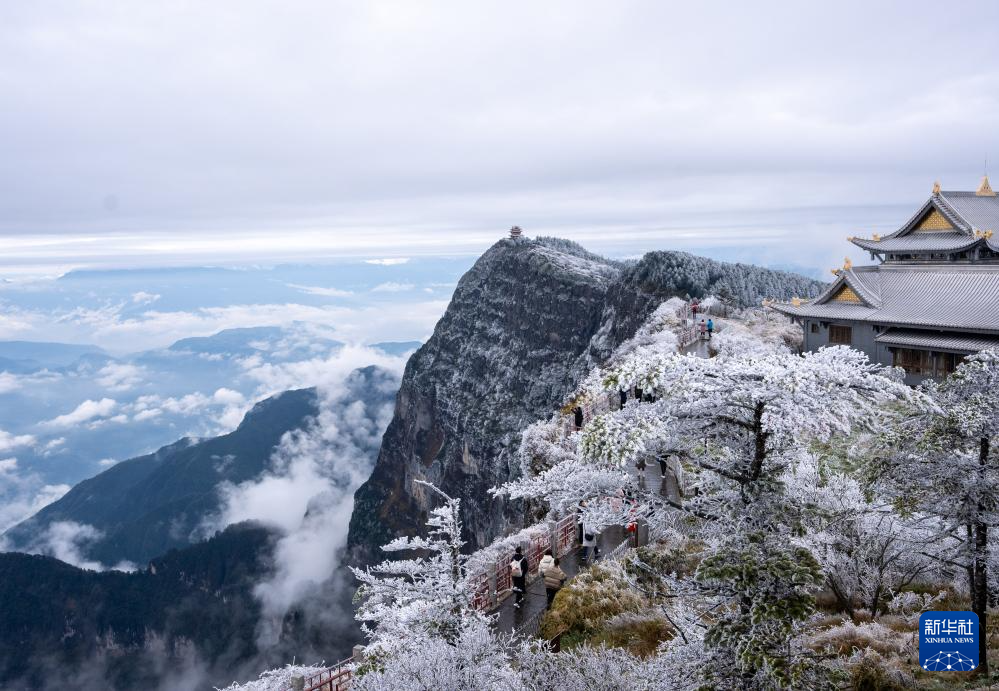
[846,235,854,241]
[830,268,840,276]
[791,297,802,307]
[987,230,995,239]
[843,256,852,270]
[872,233,881,241]
[932,180,941,195]
[977,175,996,197]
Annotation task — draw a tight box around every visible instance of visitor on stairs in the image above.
[543,557,567,607]
[510,547,529,608]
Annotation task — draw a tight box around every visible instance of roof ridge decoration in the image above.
[977,175,996,197]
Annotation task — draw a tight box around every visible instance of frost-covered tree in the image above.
[868,348,999,676]
[801,469,932,616]
[350,481,482,656]
[500,344,915,687]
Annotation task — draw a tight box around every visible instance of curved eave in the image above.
[850,236,983,253]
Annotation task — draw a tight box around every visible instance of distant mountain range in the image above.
[3,366,395,567]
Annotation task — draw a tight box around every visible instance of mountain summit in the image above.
[347,237,823,561]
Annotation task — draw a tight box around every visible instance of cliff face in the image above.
[348,238,621,558]
[347,239,825,561]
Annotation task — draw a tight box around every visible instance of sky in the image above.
[4,1,999,277]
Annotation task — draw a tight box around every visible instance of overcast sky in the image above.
[3,1,999,276]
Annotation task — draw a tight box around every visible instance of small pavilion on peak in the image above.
[775,177,999,383]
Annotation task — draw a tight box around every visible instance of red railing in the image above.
[494,549,514,596]
[554,514,577,558]
[297,657,353,691]
[527,532,548,575]
[469,570,491,612]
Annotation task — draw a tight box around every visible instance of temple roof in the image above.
[875,328,999,353]
[849,184,999,255]
[773,264,999,332]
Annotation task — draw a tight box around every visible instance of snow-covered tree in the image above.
[868,348,999,676]
[499,343,916,687]
[350,481,482,656]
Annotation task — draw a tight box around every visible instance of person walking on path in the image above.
[707,318,714,339]
[543,557,567,607]
[581,524,598,564]
[511,547,529,608]
[658,455,669,479]
[619,388,627,408]
[573,406,584,431]
[699,318,707,339]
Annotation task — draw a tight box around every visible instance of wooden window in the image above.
[892,348,932,375]
[810,322,819,334]
[828,325,852,345]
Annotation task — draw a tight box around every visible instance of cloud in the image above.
[203,358,400,646]
[44,398,117,428]
[28,521,106,571]
[97,458,118,468]
[285,283,354,297]
[364,258,410,266]
[0,459,70,535]
[131,291,161,304]
[96,362,146,391]
[370,282,415,293]
[0,429,36,452]
[128,388,248,433]
[0,372,21,394]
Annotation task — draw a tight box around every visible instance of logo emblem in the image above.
[919,611,979,671]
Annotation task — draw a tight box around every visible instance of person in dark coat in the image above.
[573,406,584,431]
[511,546,529,608]
[619,389,627,408]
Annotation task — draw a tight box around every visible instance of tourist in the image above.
[619,388,627,408]
[658,455,669,479]
[573,405,583,431]
[510,547,528,608]
[581,525,598,564]
[699,318,707,338]
[707,318,714,338]
[539,548,555,576]
[543,557,566,607]
[635,386,643,401]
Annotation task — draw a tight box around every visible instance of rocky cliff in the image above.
[347,238,823,561]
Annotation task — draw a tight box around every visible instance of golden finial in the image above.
[977,175,996,197]
[847,235,854,241]
[932,180,941,195]
[987,230,995,239]
[843,257,852,270]
[791,297,802,307]
[830,268,840,276]
[872,233,881,241]
[975,230,983,238]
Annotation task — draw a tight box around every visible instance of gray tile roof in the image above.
[773,264,999,333]
[876,328,999,353]
[939,192,999,233]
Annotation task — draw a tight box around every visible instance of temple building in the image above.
[775,176,999,383]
